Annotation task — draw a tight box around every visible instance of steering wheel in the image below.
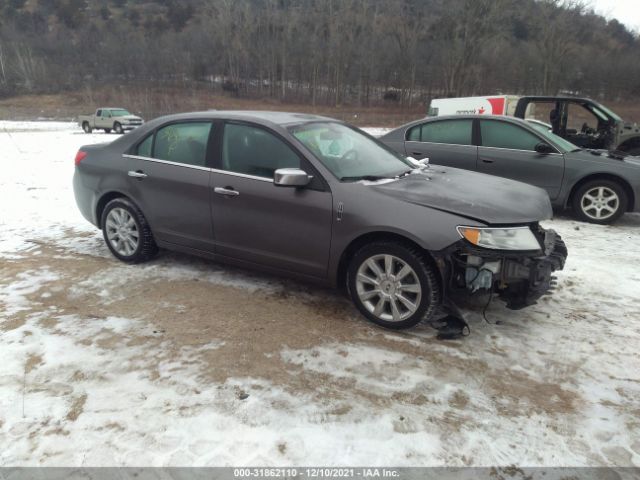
[340,149,359,163]
[581,123,596,135]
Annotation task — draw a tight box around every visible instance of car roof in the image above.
[517,96,593,103]
[380,114,544,141]
[403,114,533,128]
[150,110,337,127]
[111,110,342,151]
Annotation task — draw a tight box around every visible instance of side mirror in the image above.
[535,142,555,154]
[274,168,312,187]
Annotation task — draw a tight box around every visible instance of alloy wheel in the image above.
[580,186,619,221]
[105,207,140,256]
[355,254,422,323]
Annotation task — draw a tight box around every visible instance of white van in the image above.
[428,95,522,117]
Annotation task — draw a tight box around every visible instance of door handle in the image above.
[411,152,424,157]
[214,187,240,197]
[128,170,148,179]
[480,158,495,164]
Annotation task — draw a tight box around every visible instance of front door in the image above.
[210,122,333,278]
[124,121,215,251]
[476,119,564,199]
[98,110,112,129]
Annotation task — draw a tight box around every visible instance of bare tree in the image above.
[533,0,589,94]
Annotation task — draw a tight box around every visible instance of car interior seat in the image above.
[223,128,254,174]
[549,109,561,132]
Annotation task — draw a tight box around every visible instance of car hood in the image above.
[368,166,553,224]
[565,149,640,167]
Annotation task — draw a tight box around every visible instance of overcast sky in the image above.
[591,0,640,33]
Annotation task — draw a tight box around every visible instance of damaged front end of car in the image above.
[438,224,568,310]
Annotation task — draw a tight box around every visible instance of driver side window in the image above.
[222,123,300,178]
[567,103,599,133]
[480,120,540,151]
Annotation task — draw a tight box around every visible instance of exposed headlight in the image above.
[457,226,541,251]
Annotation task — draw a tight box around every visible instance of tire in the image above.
[627,147,640,157]
[114,122,123,134]
[347,241,441,329]
[101,197,158,263]
[82,122,92,133]
[104,128,111,134]
[572,179,628,224]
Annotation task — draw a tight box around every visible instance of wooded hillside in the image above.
[1,0,638,107]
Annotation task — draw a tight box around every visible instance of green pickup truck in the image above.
[78,108,144,134]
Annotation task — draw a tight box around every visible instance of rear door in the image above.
[123,120,216,251]
[476,119,564,199]
[404,118,477,171]
[209,121,333,278]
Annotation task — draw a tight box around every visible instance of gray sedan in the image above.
[380,115,640,224]
[73,111,566,330]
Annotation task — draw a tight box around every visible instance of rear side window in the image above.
[407,120,473,146]
[407,125,421,141]
[222,123,300,178]
[480,120,540,151]
[154,122,212,167]
[136,134,153,157]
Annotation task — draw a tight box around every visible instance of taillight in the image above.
[75,150,87,166]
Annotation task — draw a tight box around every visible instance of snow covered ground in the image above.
[1,121,639,467]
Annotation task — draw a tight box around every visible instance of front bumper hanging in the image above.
[447,228,568,310]
[498,230,567,309]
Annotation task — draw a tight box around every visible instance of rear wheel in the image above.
[114,122,123,134]
[101,197,158,263]
[572,179,628,224]
[347,241,441,329]
[82,122,92,133]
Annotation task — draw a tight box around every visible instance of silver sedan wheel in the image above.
[105,207,140,256]
[355,254,422,323]
[581,186,619,221]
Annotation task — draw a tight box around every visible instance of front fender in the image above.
[326,196,485,286]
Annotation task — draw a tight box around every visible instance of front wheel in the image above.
[101,197,158,263]
[82,122,92,133]
[347,241,441,329]
[572,179,628,224]
[113,122,123,134]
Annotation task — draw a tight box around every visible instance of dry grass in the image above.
[1,86,639,127]
[0,86,426,127]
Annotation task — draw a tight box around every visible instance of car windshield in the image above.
[529,122,580,153]
[290,122,412,181]
[592,102,622,122]
[110,109,131,117]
